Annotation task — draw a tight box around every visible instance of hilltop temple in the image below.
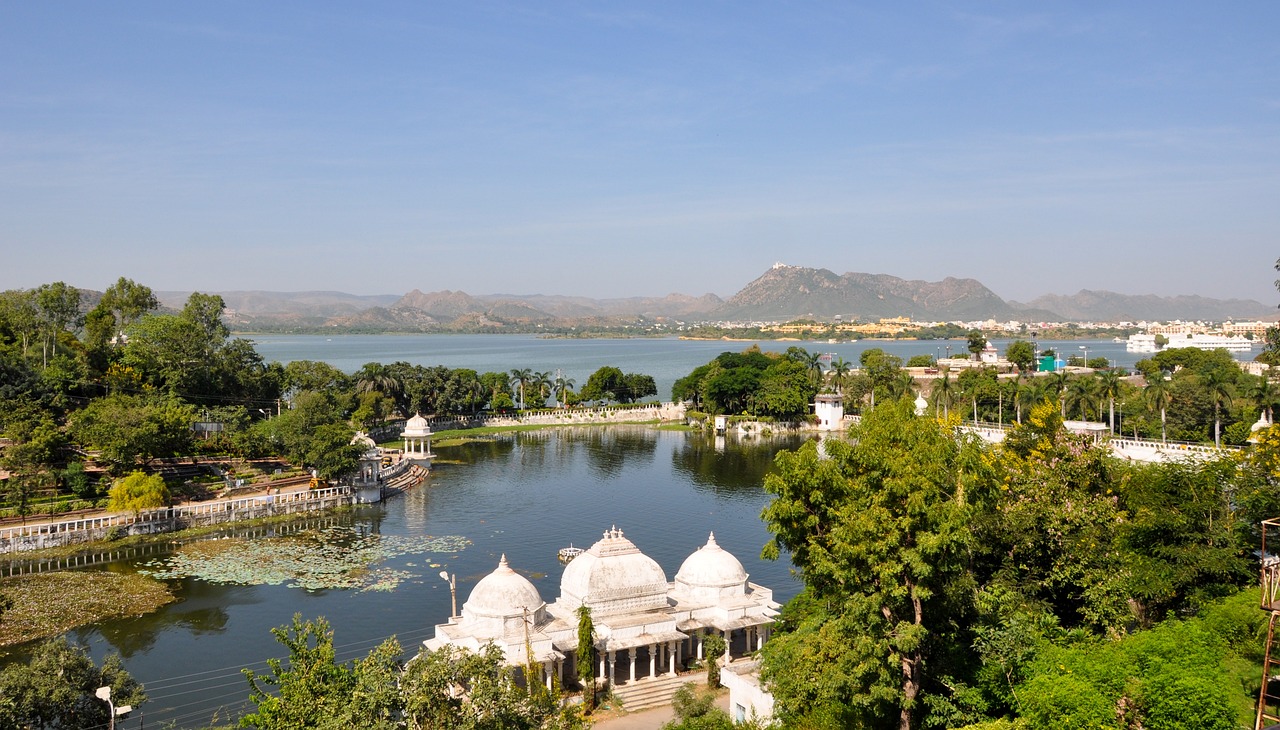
[423,526,780,691]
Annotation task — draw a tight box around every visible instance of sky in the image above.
[2,2,1278,304]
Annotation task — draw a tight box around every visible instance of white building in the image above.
[814,393,844,431]
[424,527,780,694]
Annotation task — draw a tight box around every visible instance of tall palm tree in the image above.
[1203,370,1234,448]
[799,350,825,387]
[1144,375,1172,445]
[829,357,851,395]
[553,374,576,408]
[1247,374,1278,425]
[1066,377,1095,421]
[1052,371,1071,417]
[888,371,915,401]
[509,368,532,410]
[931,373,955,419]
[532,371,553,408]
[1095,370,1123,434]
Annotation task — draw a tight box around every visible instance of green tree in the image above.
[1095,369,1123,432]
[510,368,533,409]
[1202,370,1233,448]
[967,330,987,360]
[0,637,145,729]
[107,471,170,516]
[761,400,993,729]
[576,605,596,714]
[240,615,362,729]
[661,684,735,730]
[33,281,84,369]
[1005,341,1036,374]
[906,354,936,368]
[69,394,196,473]
[703,632,726,689]
[580,366,624,404]
[1145,375,1173,444]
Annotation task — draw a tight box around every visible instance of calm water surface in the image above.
[250,334,1176,402]
[10,428,804,728]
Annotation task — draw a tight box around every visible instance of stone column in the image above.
[599,653,606,682]
[628,647,637,684]
[722,629,731,664]
[543,660,553,691]
[696,629,704,660]
[668,640,677,674]
[757,625,765,651]
[649,644,656,678]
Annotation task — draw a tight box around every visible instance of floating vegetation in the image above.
[137,526,471,592]
[0,572,174,648]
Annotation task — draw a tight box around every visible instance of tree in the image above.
[931,373,956,419]
[240,615,365,729]
[829,356,851,393]
[761,400,993,729]
[0,637,145,729]
[1246,374,1278,424]
[661,684,736,730]
[1202,370,1233,448]
[33,281,83,369]
[1095,369,1123,433]
[704,632,726,689]
[906,354,936,368]
[580,366,625,404]
[509,368,533,409]
[69,394,196,473]
[554,374,576,408]
[107,471,170,516]
[1005,340,1036,374]
[1145,375,1173,444]
[967,330,987,360]
[576,605,596,714]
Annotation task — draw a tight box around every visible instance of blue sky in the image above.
[2,2,1278,304]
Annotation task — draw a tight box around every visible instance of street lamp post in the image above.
[95,686,132,730]
[1079,345,1089,368]
[439,571,457,617]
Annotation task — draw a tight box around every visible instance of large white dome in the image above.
[560,526,669,616]
[402,413,432,437]
[673,532,748,606]
[461,555,546,638]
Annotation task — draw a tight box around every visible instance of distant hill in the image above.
[1011,290,1276,322]
[143,271,1276,333]
[710,265,1024,322]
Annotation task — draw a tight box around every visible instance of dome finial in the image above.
[498,553,509,569]
[706,531,718,547]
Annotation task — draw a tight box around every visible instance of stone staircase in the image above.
[610,672,704,713]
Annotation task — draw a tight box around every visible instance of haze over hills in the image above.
[149,265,1276,333]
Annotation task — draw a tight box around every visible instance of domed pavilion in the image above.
[423,526,779,693]
[400,413,434,463]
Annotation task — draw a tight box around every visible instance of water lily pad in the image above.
[137,526,471,592]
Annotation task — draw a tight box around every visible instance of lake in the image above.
[249,333,1170,403]
[7,427,805,728]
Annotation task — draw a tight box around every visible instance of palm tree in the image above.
[509,368,532,410]
[1066,377,1095,421]
[1203,370,1234,448]
[1095,370,1123,434]
[931,373,955,419]
[829,357,851,395]
[888,371,915,401]
[1247,374,1278,425]
[1051,371,1071,417]
[554,374,576,408]
[532,371,552,408]
[1144,375,1172,445]
[799,350,825,387]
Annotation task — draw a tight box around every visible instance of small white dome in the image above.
[402,413,432,438]
[462,555,545,623]
[675,532,747,592]
[560,526,668,616]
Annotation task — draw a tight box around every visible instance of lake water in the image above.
[8,428,804,728]
[250,334,1169,403]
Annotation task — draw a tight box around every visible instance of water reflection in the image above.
[674,432,807,498]
[76,578,248,658]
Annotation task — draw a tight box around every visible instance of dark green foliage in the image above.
[580,366,657,404]
[576,605,596,714]
[0,637,145,730]
[703,632,726,688]
[674,346,818,419]
[661,684,735,730]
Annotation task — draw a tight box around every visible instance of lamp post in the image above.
[95,686,132,730]
[1079,345,1088,368]
[439,570,457,617]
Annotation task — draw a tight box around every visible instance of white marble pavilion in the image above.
[400,414,434,462]
[424,526,780,691]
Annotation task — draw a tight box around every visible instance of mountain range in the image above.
[153,266,1276,332]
